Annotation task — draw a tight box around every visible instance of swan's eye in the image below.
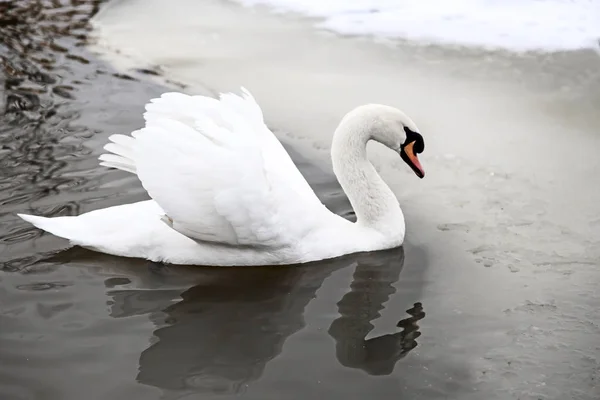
[403,127,424,153]
[414,137,424,154]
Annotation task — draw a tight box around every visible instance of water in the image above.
[1,0,600,399]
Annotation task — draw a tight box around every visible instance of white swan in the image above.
[18,88,425,266]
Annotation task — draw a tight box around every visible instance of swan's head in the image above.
[334,104,426,178]
[369,105,425,179]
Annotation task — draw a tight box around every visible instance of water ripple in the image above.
[0,0,158,268]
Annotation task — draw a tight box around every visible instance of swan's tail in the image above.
[17,213,83,242]
[17,201,167,256]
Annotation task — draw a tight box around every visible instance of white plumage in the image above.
[18,88,425,266]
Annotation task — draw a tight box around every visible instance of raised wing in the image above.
[99,88,327,247]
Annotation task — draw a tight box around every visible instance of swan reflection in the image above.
[94,246,425,394]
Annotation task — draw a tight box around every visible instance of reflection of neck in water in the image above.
[328,252,425,376]
[99,246,423,394]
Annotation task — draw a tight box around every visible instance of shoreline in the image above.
[228,0,600,54]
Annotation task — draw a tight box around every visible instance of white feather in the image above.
[131,91,325,247]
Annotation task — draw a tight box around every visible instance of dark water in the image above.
[1,2,599,400]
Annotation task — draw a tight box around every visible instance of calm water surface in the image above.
[0,1,598,400]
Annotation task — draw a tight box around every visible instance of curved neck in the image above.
[331,112,405,237]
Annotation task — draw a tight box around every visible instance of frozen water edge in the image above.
[234,0,600,53]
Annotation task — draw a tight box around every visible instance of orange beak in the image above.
[402,141,425,179]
